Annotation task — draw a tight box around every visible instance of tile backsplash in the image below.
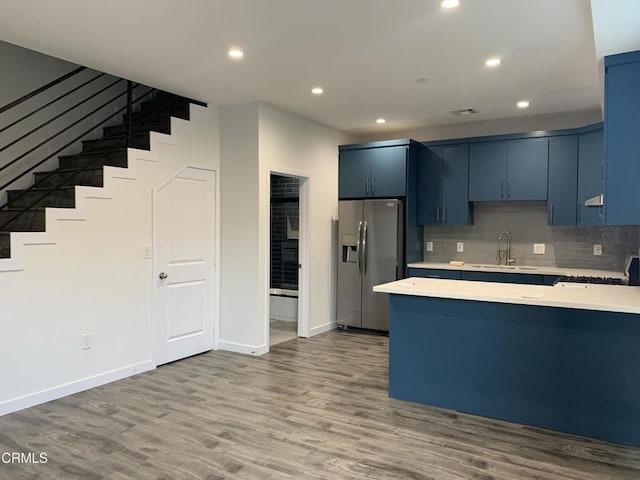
[423,202,640,273]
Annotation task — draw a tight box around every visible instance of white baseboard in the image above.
[217,340,269,356]
[309,321,337,336]
[0,360,155,417]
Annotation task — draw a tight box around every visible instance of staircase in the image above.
[0,91,192,259]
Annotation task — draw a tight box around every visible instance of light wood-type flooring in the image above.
[269,319,298,346]
[1,330,639,480]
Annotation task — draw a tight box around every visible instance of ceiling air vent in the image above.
[450,108,478,116]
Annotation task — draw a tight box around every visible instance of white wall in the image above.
[258,103,340,337]
[217,102,340,355]
[0,104,220,414]
[353,108,603,143]
[218,103,263,353]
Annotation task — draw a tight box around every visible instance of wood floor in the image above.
[269,319,298,346]
[1,330,639,480]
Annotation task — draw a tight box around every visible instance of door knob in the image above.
[159,272,168,280]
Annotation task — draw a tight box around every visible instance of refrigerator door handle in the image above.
[362,220,368,276]
[357,221,363,275]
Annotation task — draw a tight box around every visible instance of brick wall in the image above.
[270,174,299,289]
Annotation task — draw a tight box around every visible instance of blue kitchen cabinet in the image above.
[441,145,471,224]
[339,148,370,198]
[577,129,604,226]
[547,136,578,225]
[604,51,640,225]
[417,147,443,224]
[407,268,461,279]
[469,139,548,202]
[339,145,407,198]
[418,145,471,225]
[506,138,548,200]
[469,142,507,201]
[460,271,545,285]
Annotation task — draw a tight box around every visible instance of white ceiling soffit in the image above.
[590,0,640,60]
[0,0,603,136]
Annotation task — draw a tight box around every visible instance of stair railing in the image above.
[0,67,157,231]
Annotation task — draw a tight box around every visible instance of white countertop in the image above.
[407,262,626,279]
[373,277,640,314]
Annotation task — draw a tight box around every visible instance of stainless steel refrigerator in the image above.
[337,199,404,332]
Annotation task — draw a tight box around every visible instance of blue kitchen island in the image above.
[373,277,640,447]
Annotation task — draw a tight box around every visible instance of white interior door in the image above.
[153,165,216,366]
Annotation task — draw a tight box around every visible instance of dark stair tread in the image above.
[59,147,128,160]
[1,208,46,212]
[103,121,171,136]
[7,186,76,195]
[6,187,77,209]
[38,166,105,174]
[0,232,10,259]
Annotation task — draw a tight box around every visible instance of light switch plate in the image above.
[426,241,433,252]
[456,242,464,253]
[81,333,93,350]
[533,243,545,255]
[594,244,602,256]
[143,245,152,259]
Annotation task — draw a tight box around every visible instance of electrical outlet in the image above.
[81,333,93,350]
[143,245,152,259]
[456,242,464,253]
[426,241,433,252]
[533,243,546,255]
[594,244,602,256]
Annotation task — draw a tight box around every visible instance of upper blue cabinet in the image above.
[604,50,640,225]
[469,138,548,201]
[418,144,471,225]
[577,128,604,226]
[547,135,578,226]
[339,143,407,198]
[469,142,507,201]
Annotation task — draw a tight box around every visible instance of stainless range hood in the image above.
[585,194,604,207]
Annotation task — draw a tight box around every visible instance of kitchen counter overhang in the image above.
[376,277,640,447]
[374,277,640,314]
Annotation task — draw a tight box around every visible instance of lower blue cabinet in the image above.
[460,271,545,285]
[407,268,461,279]
[408,268,549,285]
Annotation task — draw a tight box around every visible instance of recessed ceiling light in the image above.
[517,100,531,109]
[486,57,501,67]
[441,0,460,8]
[376,118,386,124]
[228,48,244,59]
[311,87,324,95]
[416,78,428,83]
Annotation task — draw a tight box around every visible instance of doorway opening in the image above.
[269,173,300,346]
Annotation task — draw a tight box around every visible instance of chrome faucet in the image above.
[497,231,514,265]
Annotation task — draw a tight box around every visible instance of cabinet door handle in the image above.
[549,203,554,224]
[371,177,375,195]
[365,179,369,195]
[443,206,447,224]
[507,180,512,199]
[436,205,440,222]
[500,180,504,199]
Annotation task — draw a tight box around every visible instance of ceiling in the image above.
[0,1,638,137]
